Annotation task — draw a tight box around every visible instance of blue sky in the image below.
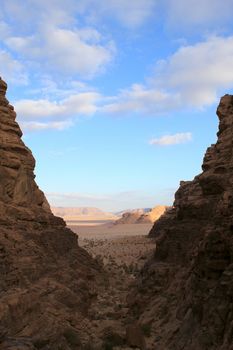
[1,0,233,211]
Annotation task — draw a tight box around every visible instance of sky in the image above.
[1,0,233,212]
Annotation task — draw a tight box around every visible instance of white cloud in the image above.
[13,91,101,131]
[43,27,114,76]
[5,26,115,78]
[149,132,192,146]
[1,0,76,28]
[27,77,91,99]
[0,21,10,39]
[154,36,233,107]
[82,0,156,27]
[1,1,233,132]
[2,0,156,29]
[102,36,233,116]
[20,120,73,132]
[102,84,180,115]
[76,0,233,31]
[0,0,156,86]
[2,0,232,34]
[8,33,233,131]
[165,0,233,30]
[14,92,101,120]
[0,1,117,83]
[0,50,28,85]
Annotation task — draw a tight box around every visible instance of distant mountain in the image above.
[52,206,105,217]
[51,206,118,222]
[115,208,151,217]
[114,211,143,224]
[137,205,170,223]
[114,205,169,225]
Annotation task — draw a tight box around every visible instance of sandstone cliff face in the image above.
[137,205,168,224]
[114,211,143,224]
[0,77,100,350]
[130,95,233,350]
[114,206,168,225]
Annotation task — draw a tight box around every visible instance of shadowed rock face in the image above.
[0,77,100,349]
[130,95,233,350]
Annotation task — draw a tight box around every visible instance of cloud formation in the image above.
[2,2,233,131]
[80,0,156,27]
[103,36,233,116]
[102,84,179,115]
[0,0,155,82]
[0,49,28,84]
[15,92,100,120]
[149,132,192,146]
[165,0,233,30]
[10,34,233,131]
[154,36,233,107]
[5,26,115,78]
[20,120,73,132]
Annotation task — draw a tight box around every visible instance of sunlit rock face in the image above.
[0,77,100,350]
[0,77,50,216]
[130,95,233,350]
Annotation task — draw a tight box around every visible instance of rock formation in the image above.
[130,95,233,349]
[114,211,143,224]
[115,206,168,225]
[137,205,168,224]
[0,77,101,349]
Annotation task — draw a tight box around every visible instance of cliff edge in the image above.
[130,95,233,350]
[0,77,100,350]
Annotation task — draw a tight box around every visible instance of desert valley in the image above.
[0,75,233,350]
[1,1,233,349]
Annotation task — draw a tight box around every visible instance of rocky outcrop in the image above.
[115,206,168,225]
[0,77,101,349]
[114,211,143,224]
[137,205,169,223]
[130,95,233,350]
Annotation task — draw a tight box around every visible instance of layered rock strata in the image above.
[0,77,100,349]
[130,95,233,350]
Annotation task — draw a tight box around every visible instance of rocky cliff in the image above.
[114,211,143,224]
[114,206,168,225]
[130,95,233,350]
[137,205,168,224]
[0,77,100,350]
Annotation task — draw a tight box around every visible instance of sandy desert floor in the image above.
[71,222,153,237]
[68,223,157,349]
